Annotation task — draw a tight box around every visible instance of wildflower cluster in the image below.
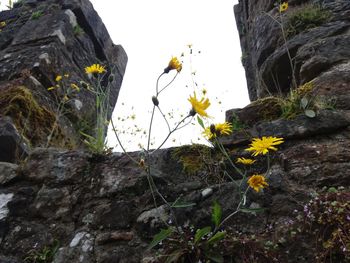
[111,49,286,263]
[47,74,80,101]
[46,73,81,146]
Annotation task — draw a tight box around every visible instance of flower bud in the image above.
[189,108,196,116]
[108,74,114,82]
[152,96,159,106]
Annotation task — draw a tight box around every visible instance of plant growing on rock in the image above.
[80,63,112,153]
[285,3,332,39]
[24,240,59,263]
[30,10,43,20]
[107,43,286,261]
[46,74,80,147]
[279,81,334,119]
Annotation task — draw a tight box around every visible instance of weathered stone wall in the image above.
[1,111,349,262]
[0,0,349,262]
[0,0,127,162]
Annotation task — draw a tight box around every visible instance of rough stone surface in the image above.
[0,0,127,157]
[0,117,29,163]
[0,115,349,262]
[234,0,350,101]
[0,0,349,262]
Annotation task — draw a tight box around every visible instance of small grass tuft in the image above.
[285,4,332,38]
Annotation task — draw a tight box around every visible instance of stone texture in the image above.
[0,0,127,158]
[0,119,349,262]
[0,0,349,262]
[0,162,19,185]
[234,0,350,100]
[0,117,29,163]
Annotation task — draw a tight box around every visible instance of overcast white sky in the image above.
[89,0,250,152]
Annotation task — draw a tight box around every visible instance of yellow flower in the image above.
[64,74,70,78]
[246,136,284,156]
[55,75,62,82]
[188,92,210,118]
[70,83,80,91]
[0,21,6,27]
[248,174,269,192]
[236,157,256,165]
[279,2,288,12]
[85,64,106,75]
[165,57,182,73]
[47,86,56,91]
[203,122,232,140]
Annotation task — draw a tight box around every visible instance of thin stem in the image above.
[146,106,156,151]
[150,114,191,154]
[156,73,165,94]
[110,118,139,165]
[174,116,193,131]
[263,11,298,90]
[215,138,245,178]
[156,106,171,133]
[214,186,250,233]
[158,72,178,95]
[266,153,271,177]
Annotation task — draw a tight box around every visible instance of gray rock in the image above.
[0,193,14,220]
[0,117,29,163]
[0,162,19,185]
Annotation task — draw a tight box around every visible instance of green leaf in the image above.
[207,231,226,245]
[211,201,222,227]
[171,197,196,208]
[305,109,316,118]
[240,208,265,214]
[165,250,185,263]
[148,228,173,250]
[204,252,224,263]
[300,97,309,109]
[171,202,196,208]
[197,116,205,129]
[194,226,211,244]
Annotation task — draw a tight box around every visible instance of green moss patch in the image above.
[171,144,214,176]
[0,86,68,147]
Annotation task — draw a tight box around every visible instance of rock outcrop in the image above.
[235,0,350,102]
[0,0,349,262]
[0,0,127,162]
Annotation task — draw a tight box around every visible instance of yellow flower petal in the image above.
[85,64,106,75]
[246,136,284,156]
[188,92,210,118]
[248,174,269,192]
[236,157,256,165]
[279,2,288,12]
[165,57,182,73]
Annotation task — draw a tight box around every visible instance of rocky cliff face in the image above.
[0,0,349,263]
[0,0,127,162]
[234,0,350,101]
